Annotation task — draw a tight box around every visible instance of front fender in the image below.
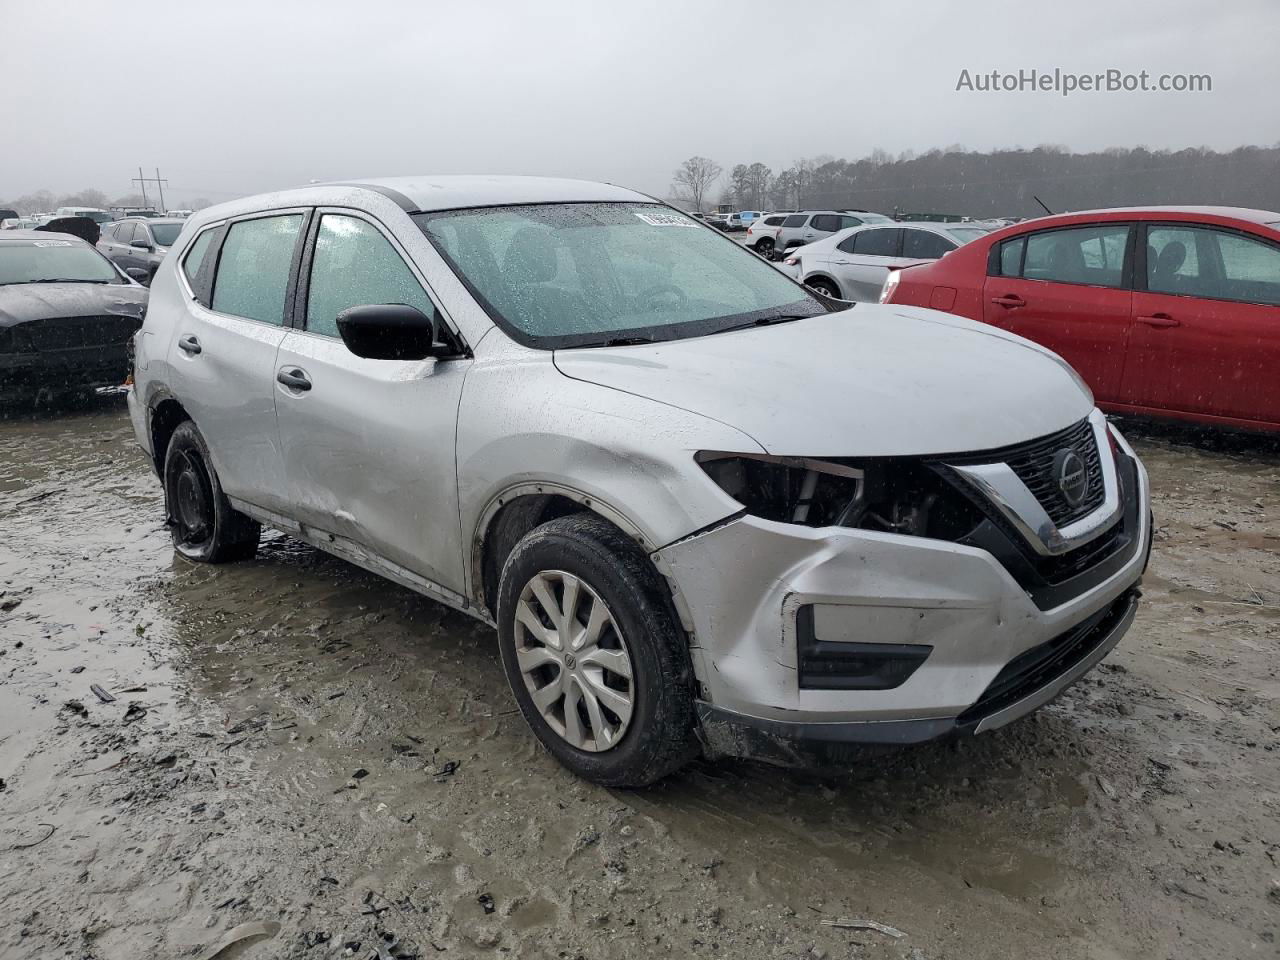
[456,350,760,601]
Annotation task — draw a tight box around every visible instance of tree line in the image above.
[669,144,1280,217]
[0,187,212,215]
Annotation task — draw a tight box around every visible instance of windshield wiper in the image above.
[600,335,662,347]
[711,313,814,335]
[25,278,111,284]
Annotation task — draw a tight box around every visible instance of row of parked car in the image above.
[758,202,1280,431]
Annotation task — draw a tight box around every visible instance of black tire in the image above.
[807,277,841,299]
[755,238,775,258]
[496,514,698,787]
[162,420,260,563]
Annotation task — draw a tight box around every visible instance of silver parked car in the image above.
[781,222,992,301]
[128,176,1150,786]
[774,209,894,256]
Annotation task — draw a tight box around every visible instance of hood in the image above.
[0,283,148,328]
[553,305,1094,457]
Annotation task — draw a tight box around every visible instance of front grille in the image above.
[23,315,140,352]
[1003,418,1105,527]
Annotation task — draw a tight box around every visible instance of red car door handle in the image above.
[990,294,1025,308]
[1136,313,1181,328]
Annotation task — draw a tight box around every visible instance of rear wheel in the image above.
[162,420,260,563]
[755,238,775,258]
[496,514,698,787]
[807,277,841,299]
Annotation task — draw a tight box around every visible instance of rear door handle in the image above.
[990,294,1026,308]
[276,367,312,391]
[1136,313,1181,328]
[177,335,201,355]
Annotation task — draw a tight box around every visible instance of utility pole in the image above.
[131,167,170,211]
[133,166,148,210]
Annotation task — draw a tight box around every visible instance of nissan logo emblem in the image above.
[1053,448,1089,507]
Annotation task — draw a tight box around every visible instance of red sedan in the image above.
[883,206,1280,432]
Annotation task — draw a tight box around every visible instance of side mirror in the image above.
[130,238,153,250]
[125,267,150,284]
[336,304,441,361]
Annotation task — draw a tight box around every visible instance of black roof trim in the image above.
[329,182,420,214]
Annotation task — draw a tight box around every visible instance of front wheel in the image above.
[496,514,698,787]
[162,420,260,563]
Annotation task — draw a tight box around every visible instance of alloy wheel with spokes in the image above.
[496,514,698,785]
[514,570,635,752]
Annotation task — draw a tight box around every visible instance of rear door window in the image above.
[852,228,902,257]
[781,214,807,228]
[1023,224,1130,287]
[211,214,304,325]
[1147,225,1280,306]
[810,214,841,232]
[902,229,955,260]
[305,214,438,338]
[764,215,786,226]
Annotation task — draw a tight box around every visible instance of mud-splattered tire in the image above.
[162,420,260,563]
[496,514,698,787]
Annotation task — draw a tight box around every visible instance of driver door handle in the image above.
[990,294,1026,308]
[177,335,201,355]
[1136,313,1181,328]
[276,367,312,391]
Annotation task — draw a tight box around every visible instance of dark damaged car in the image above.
[0,231,148,403]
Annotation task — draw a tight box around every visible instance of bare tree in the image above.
[57,188,110,208]
[670,156,722,213]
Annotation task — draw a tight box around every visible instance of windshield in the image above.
[415,202,827,348]
[946,227,990,244]
[0,240,121,285]
[149,223,182,246]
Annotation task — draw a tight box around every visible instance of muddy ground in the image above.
[1,395,1277,960]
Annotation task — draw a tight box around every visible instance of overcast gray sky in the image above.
[2,0,1276,205]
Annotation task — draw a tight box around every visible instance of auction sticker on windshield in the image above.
[634,212,697,227]
[33,240,74,247]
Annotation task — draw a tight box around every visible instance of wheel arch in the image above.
[471,482,654,618]
[149,396,192,477]
[804,272,843,298]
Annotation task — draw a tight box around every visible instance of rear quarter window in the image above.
[182,228,216,288]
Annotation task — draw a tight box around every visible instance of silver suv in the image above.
[128,176,1151,786]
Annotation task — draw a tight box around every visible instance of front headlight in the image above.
[696,452,863,526]
[696,451,987,540]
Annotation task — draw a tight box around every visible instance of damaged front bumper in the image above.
[652,450,1150,764]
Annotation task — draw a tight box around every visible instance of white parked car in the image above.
[127,175,1150,786]
[741,213,789,257]
[780,222,991,301]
